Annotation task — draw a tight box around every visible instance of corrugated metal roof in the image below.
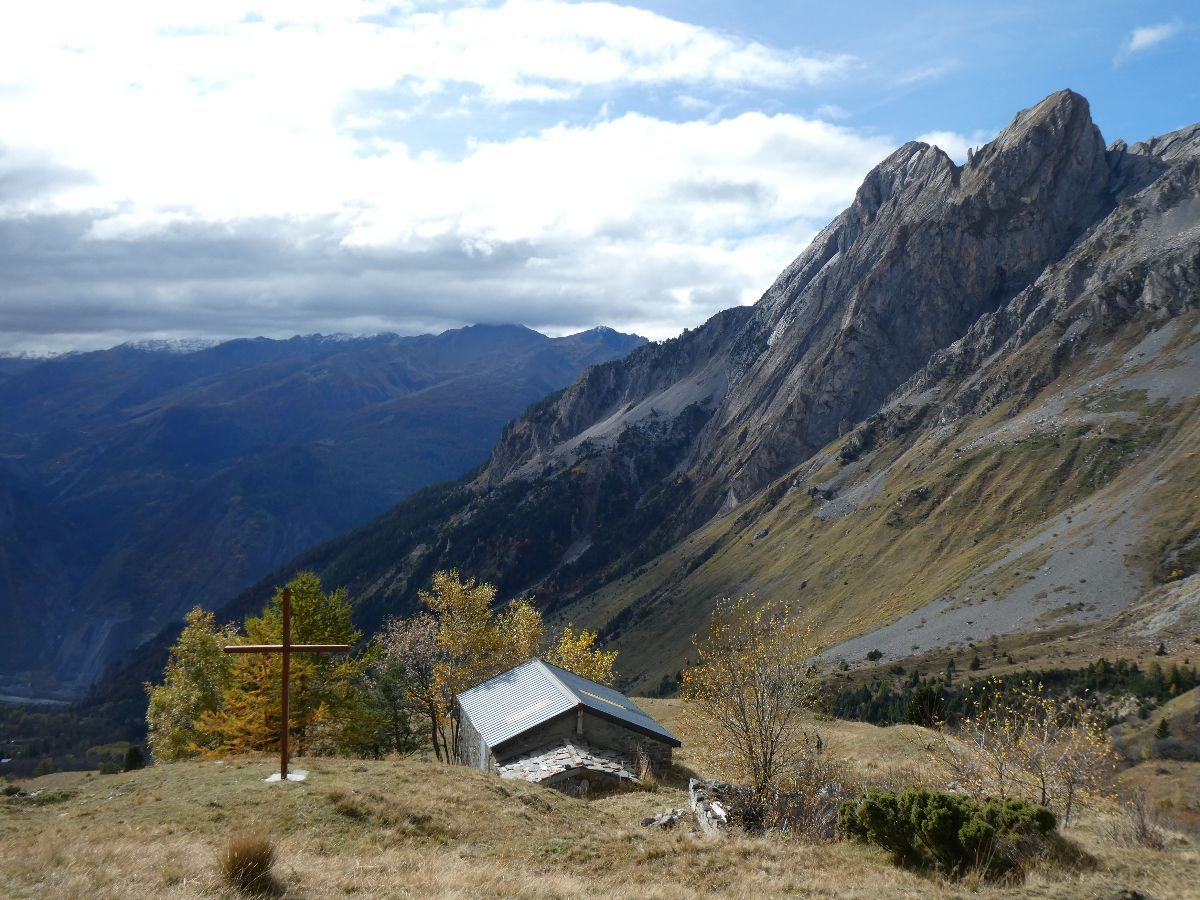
[456,658,681,750]
[542,661,680,746]
[456,659,576,749]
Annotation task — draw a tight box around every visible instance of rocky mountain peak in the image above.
[477,90,1151,526]
[961,89,1107,218]
[849,141,956,224]
[985,88,1093,152]
[1132,123,1200,164]
[686,90,1126,506]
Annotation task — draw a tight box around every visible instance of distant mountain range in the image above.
[170,89,1200,698]
[0,324,645,700]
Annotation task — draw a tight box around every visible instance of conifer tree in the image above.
[202,572,367,756]
[122,745,145,771]
[199,652,279,754]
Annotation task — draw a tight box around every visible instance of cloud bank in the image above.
[0,1,967,354]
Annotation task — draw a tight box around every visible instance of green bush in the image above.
[839,788,1056,880]
[123,745,145,771]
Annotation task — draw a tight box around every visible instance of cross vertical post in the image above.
[280,585,290,781]
[223,586,351,782]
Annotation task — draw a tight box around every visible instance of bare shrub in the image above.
[930,679,1117,824]
[768,734,859,841]
[789,730,855,791]
[219,831,277,894]
[1105,790,1167,850]
[696,731,854,842]
[679,594,824,798]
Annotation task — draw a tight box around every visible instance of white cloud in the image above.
[1118,20,1183,60]
[0,1,852,122]
[343,112,889,246]
[915,129,996,165]
[0,110,894,349]
[892,61,958,87]
[0,1,883,351]
[0,1,858,220]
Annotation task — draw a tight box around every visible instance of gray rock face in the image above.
[482,305,752,487]
[482,90,1182,526]
[893,127,1200,424]
[694,90,1114,509]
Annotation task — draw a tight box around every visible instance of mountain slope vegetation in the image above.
[0,324,644,699]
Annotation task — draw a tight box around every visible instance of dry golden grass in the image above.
[3,714,1197,898]
[1117,760,1200,834]
[640,697,936,791]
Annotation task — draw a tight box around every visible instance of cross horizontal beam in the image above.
[223,644,350,653]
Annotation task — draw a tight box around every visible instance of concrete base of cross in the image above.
[263,769,308,783]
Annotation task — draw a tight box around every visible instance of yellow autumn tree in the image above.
[145,607,236,761]
[418,569,543,761]
[544,625,618,686]
[385,570,620,762]
[679,594,825,797]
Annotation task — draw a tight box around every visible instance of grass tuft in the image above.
[219,830,277,895]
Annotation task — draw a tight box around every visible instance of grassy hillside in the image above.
[3,706,1198,898]
[568,313,1200,692]
[1111,688,1200,763]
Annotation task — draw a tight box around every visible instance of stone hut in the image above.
[455,658,680,794]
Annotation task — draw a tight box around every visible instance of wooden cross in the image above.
[223,587,350,782]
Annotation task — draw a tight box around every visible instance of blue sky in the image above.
[0,1,1194,354]
[643,2,1197,138]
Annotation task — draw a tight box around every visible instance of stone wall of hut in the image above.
[456,712,497,771]
[490,709,674,771]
